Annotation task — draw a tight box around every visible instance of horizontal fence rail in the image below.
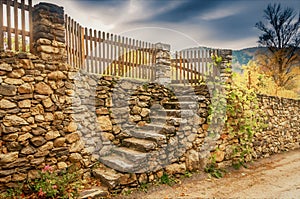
[65,14,156,81]
[171,48,220,85]
[0,0,33,52]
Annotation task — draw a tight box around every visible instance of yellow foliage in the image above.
[233,61,300,99]
[255,49,300,88]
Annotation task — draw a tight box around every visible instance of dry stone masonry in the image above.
[0,1,299,194]
[32,3,66,62]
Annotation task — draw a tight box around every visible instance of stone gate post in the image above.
[154,42,171,85]
[32,3,66,62]
[219,49,232,83]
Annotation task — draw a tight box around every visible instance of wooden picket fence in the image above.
[171,48,220,85]
[65,14,157,81]
[0,1,221,85]
[0,0,33,52]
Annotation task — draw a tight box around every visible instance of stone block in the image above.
[0,85,17,96]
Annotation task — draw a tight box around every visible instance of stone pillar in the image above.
[219,49,232,83]
[32,3,66,62]
[154,42,171,85]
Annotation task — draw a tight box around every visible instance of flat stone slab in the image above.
[99,153,136,173]
[129,129,167,144]
[79,187,109,199]
[112,147,147,162]
[92,166,122,189]
[123,137,157,152]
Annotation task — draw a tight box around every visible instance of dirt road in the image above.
[116,149,300,198]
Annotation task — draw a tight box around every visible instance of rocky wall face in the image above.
[0,52,299,192]
[211,94,300,168]
[0,52,84,189]
[71,71,211,174]
[252,95,300,157]
[70,71,212,190]
[0,53,212,191]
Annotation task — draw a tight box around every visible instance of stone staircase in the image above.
[80,85,210,198]
[97,84,198,174]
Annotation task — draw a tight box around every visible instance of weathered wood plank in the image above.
[14,0,18,51]
[0,0,4,50]
[28,0,33,52]
[7,0,12,50]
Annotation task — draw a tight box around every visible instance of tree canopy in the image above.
[255,3,300,89]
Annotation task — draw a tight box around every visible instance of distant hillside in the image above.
[232,47,267,73]
[181,46,265,73]
[181,46,298,73]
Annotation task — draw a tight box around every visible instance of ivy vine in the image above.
[208,54,265,168]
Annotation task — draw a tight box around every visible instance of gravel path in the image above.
[115,149,300,199]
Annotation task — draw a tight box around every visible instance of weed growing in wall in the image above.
[208,55,265,170]
[226,82,265,168]
[204,155,225,178]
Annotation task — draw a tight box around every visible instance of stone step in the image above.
[170,85,195,93]
[142,123,176,134]
[99,153,135,173]
[123,137,157,152]
[163,101,197,109]
[92,166,122,189]
[112,147,147,162]
[150,115,183,125]
[128,129,167,144]
[157,109,195,117]
[170,95,197,102]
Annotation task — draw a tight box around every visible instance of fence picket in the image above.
[187,50,190,84]
[28,0,32,51]
[0,0,3,50]
[117,35,121,76]
[21,0,25,51]
[97,31,101,74]
[110,33,114,76]
[7,0,12,50]
[101,32,105,74]
[197,49,201,81]
[84,27,88,71]
[61,13,219,84]
[65,16,69,64]
[151,43,155,81]
[114,35,117,76]
[14,0,18,51]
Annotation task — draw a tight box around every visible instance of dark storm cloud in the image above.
[36,0,300,49]
[75,0,128,7]
[147,0,219,22]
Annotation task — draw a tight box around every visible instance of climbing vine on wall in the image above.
[226,82,265,167]
[208,54,265,168]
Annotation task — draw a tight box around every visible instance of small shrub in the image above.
[204,163,224,179]
[29,165,81,198]
[0,165,82,199]
[0,184,24,199]
[204,155,225,179]
[183,171,192,178]
[159,173,176,186]
[139,182,149,193]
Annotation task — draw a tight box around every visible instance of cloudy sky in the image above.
[33,0,300,51]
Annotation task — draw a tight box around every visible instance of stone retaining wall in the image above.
[254,95,299,156]
[0,52,80,189]
[0,54,211,190]
[0,52,299,192]
[0,1,299,194]
[212,94,300,168]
